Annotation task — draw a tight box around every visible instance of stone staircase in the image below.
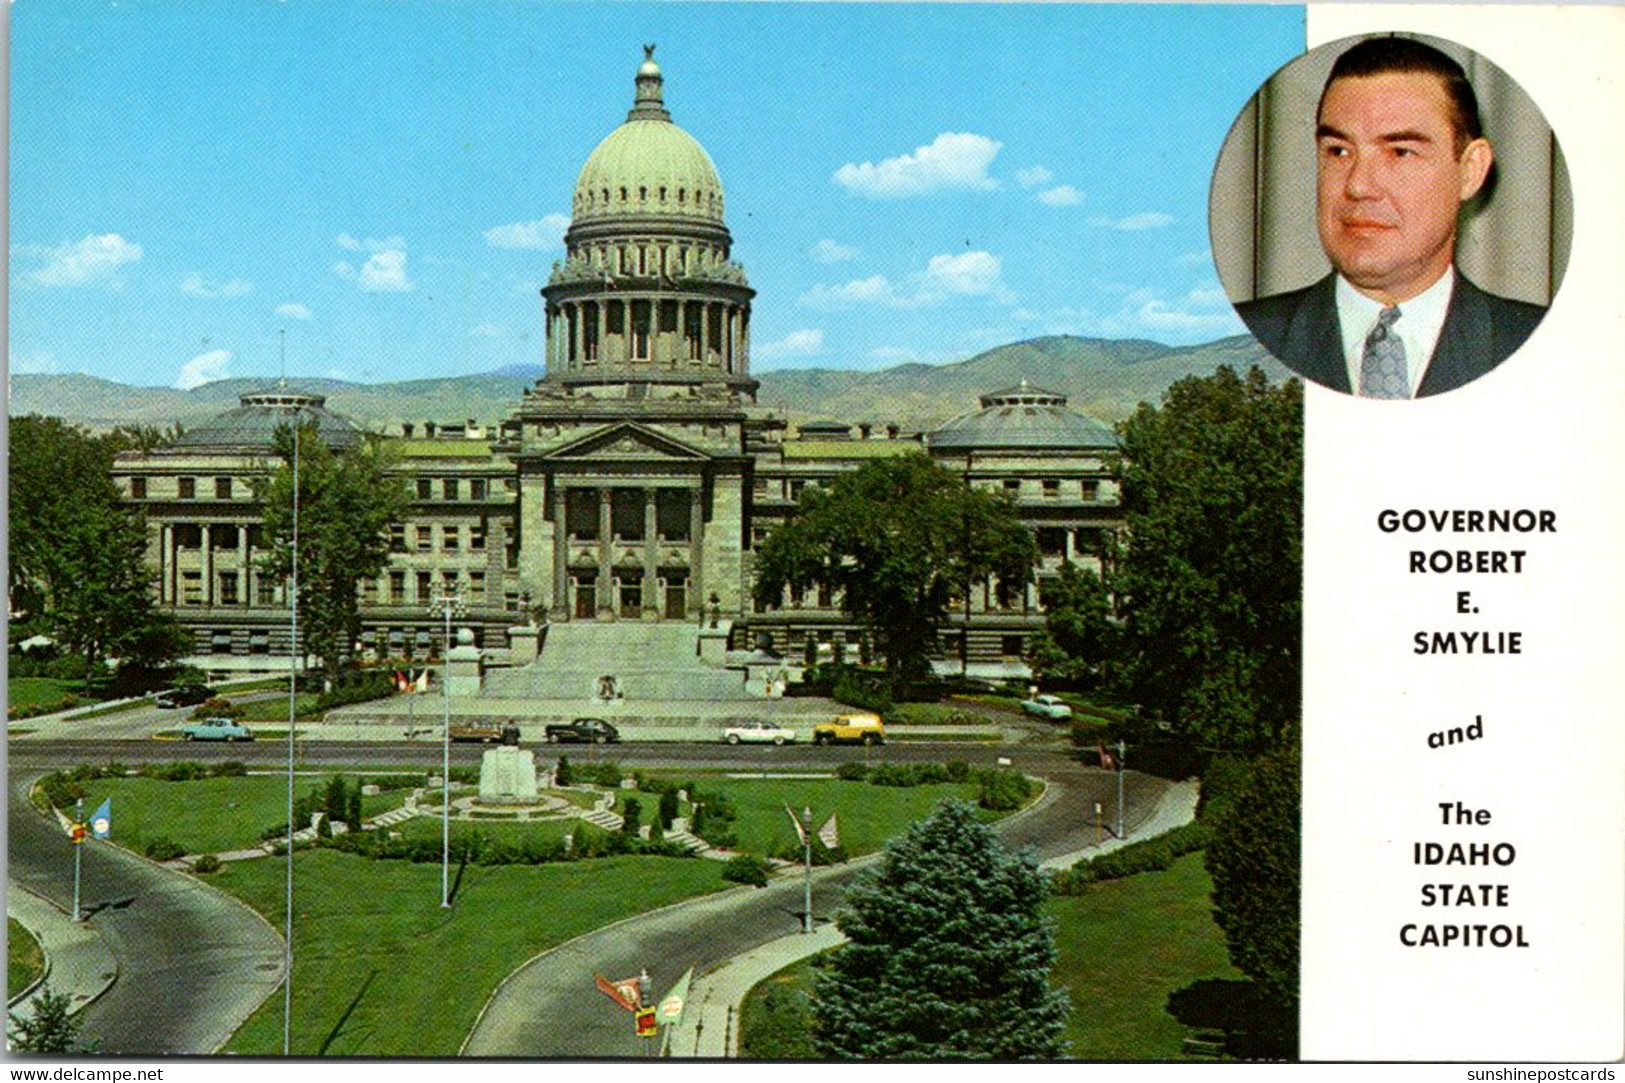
[483,621,752,703]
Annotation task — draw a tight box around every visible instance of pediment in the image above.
[545,422,710,462]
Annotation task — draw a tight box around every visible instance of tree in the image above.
[1027,560,1118,687]
[1110,366,1302,751]
[8,415,184,686]
[256,424,409,687]
[812,800,1068,1059]
[8,985,86,1053]
[753,456,1035,690]
[1205,731,1300,1051]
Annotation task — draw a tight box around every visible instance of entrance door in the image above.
[618,573,643,619]
[664,576,687,620]
[573,574,596,620]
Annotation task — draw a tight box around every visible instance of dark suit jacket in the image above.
[1235,272,1547,397]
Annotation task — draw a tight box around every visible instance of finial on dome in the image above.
[629,44,670,121]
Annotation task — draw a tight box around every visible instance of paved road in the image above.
[462,761,1167,1057]
[7,772,287,1054]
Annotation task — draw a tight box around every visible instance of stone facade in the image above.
[114,51,1124,675]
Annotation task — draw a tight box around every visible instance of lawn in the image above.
[8,917,45,1001]
[737,851,1239,1060]
[8,677,88,711]
[215,849,730,1055]
[72,774,412,856]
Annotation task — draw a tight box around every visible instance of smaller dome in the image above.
[927,382,1118,452]
[175,385,365,452]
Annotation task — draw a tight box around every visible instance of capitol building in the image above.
[113,50,1123,678]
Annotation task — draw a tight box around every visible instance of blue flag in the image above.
[91,798,111,839]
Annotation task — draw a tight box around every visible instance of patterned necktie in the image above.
[1359,306,1407,399]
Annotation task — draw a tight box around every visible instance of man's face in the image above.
[1316,71,1492,305]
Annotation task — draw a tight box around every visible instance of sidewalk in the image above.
[6,884,119,1016]
[668,777,1202,1058]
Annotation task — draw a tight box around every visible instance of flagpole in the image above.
[801,805,813,934]
[72,798,84,922]
[284,403,300,1057]
[1115,739,1126,840]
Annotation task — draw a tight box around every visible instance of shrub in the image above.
[620,796,642,836]
[139,761,207,782]
[945,760,971,783]
[588,761,622,788]
[868,762,951,788]
[721,854,772,887]
[658,788,679,830]
[832,673,892,715]
[553,756,575,787]
[144,836,185,861]
[209,760,249,778]
[1050,821,1216,894]
[190,697,245,720]
[976,768,1034,811]
[312,671,396,712]
[191,854,222,874]
[835,762,869,782]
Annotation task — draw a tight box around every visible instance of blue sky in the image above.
[11,2,1303,388]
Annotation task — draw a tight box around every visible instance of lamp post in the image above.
[429,591,464,909]
[801,805,813,934]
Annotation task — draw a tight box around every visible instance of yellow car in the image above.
[812,713,886,746]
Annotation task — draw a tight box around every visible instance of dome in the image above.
[570,48,726,226]
[175,386,365,452]
[926,381,1118,452]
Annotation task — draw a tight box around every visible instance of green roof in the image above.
[382,439,495,459]
[779,441,922,461]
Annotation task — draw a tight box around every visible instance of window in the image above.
[443,526,460,553]
[470,478,487,501]
[215,477,233,499]
[441,571,459,596]
[415,526,432,553]
[1003,479,1021,497]
[1042,478,1061,499]
[179,477,196,500]
[1081,479,1099,502]
[181,571,202,605]
[1001,635,1025,657]
[417,479,433,500]
[417,571,432,602]
[130,477,147,499]
[443,479,459,500]
[470,524,487,551]
[469,570,485,599]
[256,576,277,605]
[1038,528,1067,557]
[389,524,406,553]
[389,571,405,604]
[218,572,238,605]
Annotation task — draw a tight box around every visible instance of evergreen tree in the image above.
[812,800,1068,1059]
[620,796,642,836]
[8,986,86,1053]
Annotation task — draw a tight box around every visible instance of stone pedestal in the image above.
[447,629,485,697]
[698,619,732,666]
[478,746,539,806]
[509,625,540,666]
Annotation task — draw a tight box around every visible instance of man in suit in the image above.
[1237,37,1547,398]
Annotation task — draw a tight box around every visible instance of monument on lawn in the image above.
[477,724,539,805]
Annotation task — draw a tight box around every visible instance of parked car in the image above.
[722,721,796,746]
[812,713,886,746]
[155,684,214,709]
[544,717,620,744]
[449,723,505,744]
[180,717,253,742]
[1019,694,1073,721]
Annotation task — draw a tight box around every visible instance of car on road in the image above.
[450,722,505,743]
[156,684,214,709]
[544,717,620,744]
[1019,694,1073,721]
[812,713,886,746]
[722,721,796,746]
[180,717,254,742]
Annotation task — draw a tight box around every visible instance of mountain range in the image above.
[9,334,1292,436]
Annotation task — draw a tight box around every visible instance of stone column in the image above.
[677,299,688,360]
[643,488,659,617]
[201,524,214,606]
[701,302,713,367]
[552,484,568,620]
[596,302,607,362]
[688,485,704,621]
[597,487,614,620]
[571,303,584,363]
[740,307,750,371]
[239,524,251,608]
[160,524,174,604]
[651,294,663,366]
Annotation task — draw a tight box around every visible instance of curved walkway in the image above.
[6,773,288,1054]
[463,764,1170,1057]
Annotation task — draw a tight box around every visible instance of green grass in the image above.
[686,777,983,857]
[235,694,322,722]
[8,917,45,1001]
[887,702,999,726]
[737,850,1238,1060]
[216,849,729,1054]
[8,677,87,710]
[391,815,580,849]
[1048,851,1241,1059]
[72,775,410,856]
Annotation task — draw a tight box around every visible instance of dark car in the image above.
[544,718,620,744]
[155,684,214,709]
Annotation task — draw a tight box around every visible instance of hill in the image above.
[10,335,1290,434]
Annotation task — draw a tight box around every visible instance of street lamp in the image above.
[429,591,465,909]
[801,805,813,934]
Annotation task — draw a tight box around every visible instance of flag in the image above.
[394,670,407,693]
[1098,744,1116,771]
[91,799,112,839]
[594,972,641,1011]
[656,967,692,1025]
[414,668,430,694]
[817,812,839,851]
[785,804,808,845]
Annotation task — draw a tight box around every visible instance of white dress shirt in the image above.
[1336,268,1455,398]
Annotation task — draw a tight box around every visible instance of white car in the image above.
[722,720,796,746]
[1019,694,1073,721]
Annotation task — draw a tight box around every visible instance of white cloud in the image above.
[335,251,413,292]
[181,273,253,299]
[24,233,142,287]
[1091,212,1176,231]
[833,132,1002,198]
[1176,249,1214,266]
[754,328,825,362]
[13,350,59,374]
[469,323,503,338]
[1036,185,1084,207]
[484,214,571,251]
[276,303,314,321]
[801,250,1013,311]
[336,233,407,252]
[1035,283,1242,340]
[809,239,859,264]
[1016,166,1054,190]
[175,349,233,390]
